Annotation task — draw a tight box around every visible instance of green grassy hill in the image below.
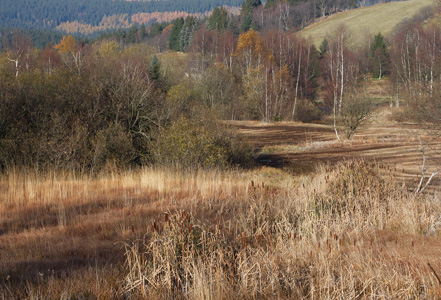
[299,0,434,47]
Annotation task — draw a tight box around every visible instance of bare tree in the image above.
[322,25,362,141]
[359,0,368,7]
[340,96,373,139]
[6,33,32,77]
[218,30,237,71]
[317,0,329,18]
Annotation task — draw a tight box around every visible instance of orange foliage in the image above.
[55,35,77,53]
[131,11,205,25]
[56,14,130,35]
[235,30,274,71]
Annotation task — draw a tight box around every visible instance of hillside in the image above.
[299,0,434,47]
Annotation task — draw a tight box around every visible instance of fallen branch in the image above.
[428,262,441,285]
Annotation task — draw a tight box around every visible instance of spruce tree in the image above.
[370,33,388,79]
[169,18,184,51]
[318,38,328,59]
[209,7,228,33]
[241,0,261,16]
[149,55,161,82]
[241,12,254,32]
[139,23,146,41]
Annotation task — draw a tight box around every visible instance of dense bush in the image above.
[294,99,323,123]
[0,51,255,172]
[0,55,160,171]
[152,117,255,170]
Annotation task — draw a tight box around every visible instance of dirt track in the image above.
[231,118,441,192]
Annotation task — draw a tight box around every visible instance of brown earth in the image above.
[231,111,441,192]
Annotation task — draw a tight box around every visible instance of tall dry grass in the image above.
[0,167,255,298]
[124,161,441,299]
[1,162,441,299]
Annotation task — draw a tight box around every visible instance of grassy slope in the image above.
[300,0,433,47]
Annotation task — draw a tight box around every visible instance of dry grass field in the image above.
[2,106,441,298]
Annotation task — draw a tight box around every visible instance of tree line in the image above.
[0,0,405,35]
[0,0,242,31]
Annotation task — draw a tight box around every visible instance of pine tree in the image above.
[209,7,228,33]
[149,55,161,82]
[169,18,184,51]
[370,33,388,79]
[318,38,328,59]
[140,23,146,41]
[241,0,261,16]
[241,12,253,32]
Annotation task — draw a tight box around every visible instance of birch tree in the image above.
[322,25,360,141]
[55,35,84,75]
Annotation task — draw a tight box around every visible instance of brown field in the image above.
[2,107,441,299]
[233,109,441,189]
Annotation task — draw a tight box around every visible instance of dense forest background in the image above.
[0,0,405,37]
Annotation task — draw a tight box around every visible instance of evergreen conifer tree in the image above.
[370,33,388,79]
[169,18,184,51]
[149,55,161,82]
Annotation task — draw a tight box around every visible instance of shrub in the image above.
[153,117,255,170]
[294,99,322,123]
[92,122,136,171]
[315,160,392,217]
[340,97,373,139]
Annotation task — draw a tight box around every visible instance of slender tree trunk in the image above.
[333,97,341,142]
[292,46,302,120]
[7,57,19,77]
[339,33,344,116]
[265,67,269,122]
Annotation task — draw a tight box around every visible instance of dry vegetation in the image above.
[2,150,441,298]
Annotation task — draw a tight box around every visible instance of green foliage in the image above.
[169,18,184,51]
[168,16,200,51]
[153,117,255,170]
[209,7,229,33]
[149,55,161,82]
[179,16,199,51]
[139,23,146,40]
[240,13,254,32]
[241,0,262,16]
[0,28,63,51]
[0,0,243,30]
[370,33,389,79]
[318,38,328,59]
[149,22,168,38]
